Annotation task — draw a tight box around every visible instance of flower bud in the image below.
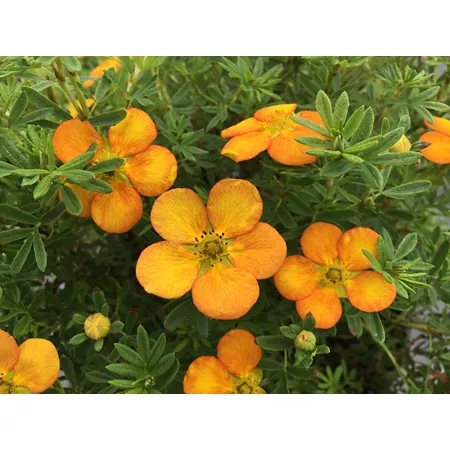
[84,313,111,340]
[390,135,411,153]
[295,330,316,352]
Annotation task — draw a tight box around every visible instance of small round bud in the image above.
[390,135,411,153]
[295,330,316,352]
[417,140,431,150]
[84,313,111,340]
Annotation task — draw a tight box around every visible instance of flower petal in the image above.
[221,118,264,138]
[63,183,95,218]
[300,222,343,265]
[13,338,60,393]
[274,255,320,301]
[424,117,450,137]
[84,58,121,88]
[136,241,200,299]
[254,103,297,122]
[150,188,208,244]
[419,131,450,164]
[192,264,259,320]
[53,119,104,164]
[346,271,396,312]
[125,145,177,197]
[217,329,262,378]
[108,108,157,157]
[337,227,379,271]
[0,330,19,377]
[221,132,271,163]
[91,181,142,234]
[183,356,233,394]
[228,222,287,279]
[296,287,342,329]
[206,178,262,239]
[268,132,318,166]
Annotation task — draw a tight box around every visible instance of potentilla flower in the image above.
[0,330,60,394]
[390,135,411,153]
[274,222,397,329]
[84,313,111,340]
[53,108,178,233]
[136,178,287,320]
[183,329,265,394]
[220,104,326,166]
[84,57,121,88]
[419,117,450,164]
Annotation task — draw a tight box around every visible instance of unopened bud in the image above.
[416,140,431,150]
[295,330,316,351]
[390,135,411,153]
[84,313,111,340]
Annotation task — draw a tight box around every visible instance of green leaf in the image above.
[0,136,30,168]
[148,333,167,368]
[351,107,374,144]
[381,117,390,134]
[441,352,450,361]
[14,314,32,338]
[63,170,95,183]
[33,175,53,199]
[360,163,383,190]
[95,75,112,101]
[295,136,331,148]
[302,312,316,331]
[377,235,387,265]
[8,92,28,126]
[114,343,145,367]
[389,300,412,311]
[61,185,82,215]
[88,158,124,174]
[369,152,421,166]
[33,230,47,272]
[41,203,67,224]
[320,158,353,177]
[37,56,57,65]
[89,109,127,127]
[0,228,34,244]
[69,333,88,345]
[154,360,180,391]
[149,353,176,377]
[136,325,150,362]
[22,87,72,120]
[108,379,137,389]
[394,233,418,261]
[10,235,33,275]
[315,345,330,355]
[62,56,82,72]
[12,169,49,177]
[362,249,382,272]
[286,366,313,379]
[290,116,331,138]
[255,335,293,351]
[342,153,363,165]
[383,181,431,199]
[315,90,333,130]
[73,313,86,324]
[343,105,365,139]
[347,314,363,337]
[110,321,124,333]
[73,179,113,194]
[277,207,296,229]
[57,144,97,171]
[164,299,194,331]
[106,363,145,378]
[430,240,449,274]
[362,312,385,344]
[333,91,349,129]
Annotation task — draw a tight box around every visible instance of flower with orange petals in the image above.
[136,178,287,320]
[0,330,60,394]
[183,329,265,394]
[419,116,450,164]
[220,104,327,166]
[274,222,397,329]
[53,108,178,234]
[84,57,121,88]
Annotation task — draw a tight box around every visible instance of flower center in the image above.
[264,116,296,137]
[325,268,342,284]
[193,228,230,266]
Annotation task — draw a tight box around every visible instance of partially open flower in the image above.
[0,330,60,394]
[295,330,316,351]
[136,178,287,320]
[221,104,327,166]
[184,329,265,394]
[390,135,411,153]
[84,313,111,340]
[53,108,178,233]
[419,117,450,164]
[84,57,121,88]
[274,222,396,329]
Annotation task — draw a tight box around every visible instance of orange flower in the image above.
[53,108,178,234]
[183,329,265,394]
[136,178,287,320]
[220,104,327,166]
[0,330,60,394]
[84,57,121,88]
[274,222,396,329]
[419,117,450,164]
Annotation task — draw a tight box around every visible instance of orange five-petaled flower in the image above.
[274,222,397,329]
[220,104,326,166]
[419,116,450,164]
[53,108,178,234]
[0,330,60,394]
[184,329,265,394]
[136,178,287,320]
